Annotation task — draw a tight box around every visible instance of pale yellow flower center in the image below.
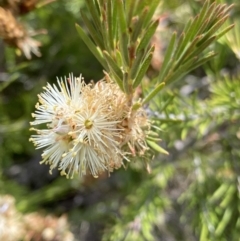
[84,119,93,129]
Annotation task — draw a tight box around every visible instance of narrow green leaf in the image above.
[126,0,137,26]
[148,131,159,138]
[213,4,231,27]
[80,10,104,49]
[162,53,215,86]
[135,0,147,14]
[142,82,165,104]
[101,6,111,52]
[223,4,234,15]
[204,2,217,27]
[147,140,169,155]
[117,0,127,33]
[174,35,202,70]
[196,53,217,75]
[96,0,102,6]
[119,32,130,67]
[116,50,123,67]
[146,136,161,142]
[197,15,229,46]
[158,60,176,85]
[216,24,234,40]
[137,19,159,54]
[130,49,145,80]
[209,183,231,203]
[166,57,197,84]
[75,24,108,70]
[107,0,114,50]
[200,222,208,241]
[219,185,236,208]
[186,52,217,72]
[143,0,161,28]
[195,0,210,31]
[184,14,200,44]
[215,207,233,236]
[133,48,154,89]
[152,118,182,123]
[216,4,226,15]
[103,51,123,79]
[132,102,142,111]
[116,0,129,66]
[215,5,227,19]
[182,17,193,36]
[109,70,124,91]
[174,32,186,59]
[123,72,130,94]
[158,32,177,83]
[112,0,118,41]
[85,0,101,30]
[170,52,216,84]
[131,7,149,42]
[195,18,210,37]
[189,35,216,59]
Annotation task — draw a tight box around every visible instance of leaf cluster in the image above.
[143,0,234,103]
[76,0,160,94]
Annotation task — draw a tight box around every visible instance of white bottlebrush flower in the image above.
[30,74,124,178]
[30,73,153,179]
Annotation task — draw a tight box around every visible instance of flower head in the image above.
[30,74,151,178]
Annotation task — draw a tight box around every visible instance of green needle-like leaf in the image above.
[107,1,114,50]
[75,24,108,70]
[174,32,186,60]
[216,24,234,39]
[147,140,169,155]
[136,19,159,54]
[189,36,216,58]
[158,32,177,83]
[187,52,217,71]
[80,10,104,49]
[103,51,123,79]
[142,0,160,28]
[116,0,129,67]
[131,7,149,42]
[126,0,137,26]
[117,0,127,34]
[209,183,231,203]
[174,35,201,70]
[123,72,130,94]
[184,15,200,46]
[142,82,165,105]
[195,0,209,31]
[215,207,234,236]
[197,15,229,46]
[133,46,154,89]
[85,0,101,30]
[130,49,145,80]
[109,70,124,91]
[119,32,130,67]
[112,0,118,42]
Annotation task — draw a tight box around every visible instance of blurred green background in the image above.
[0,0,240,240]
